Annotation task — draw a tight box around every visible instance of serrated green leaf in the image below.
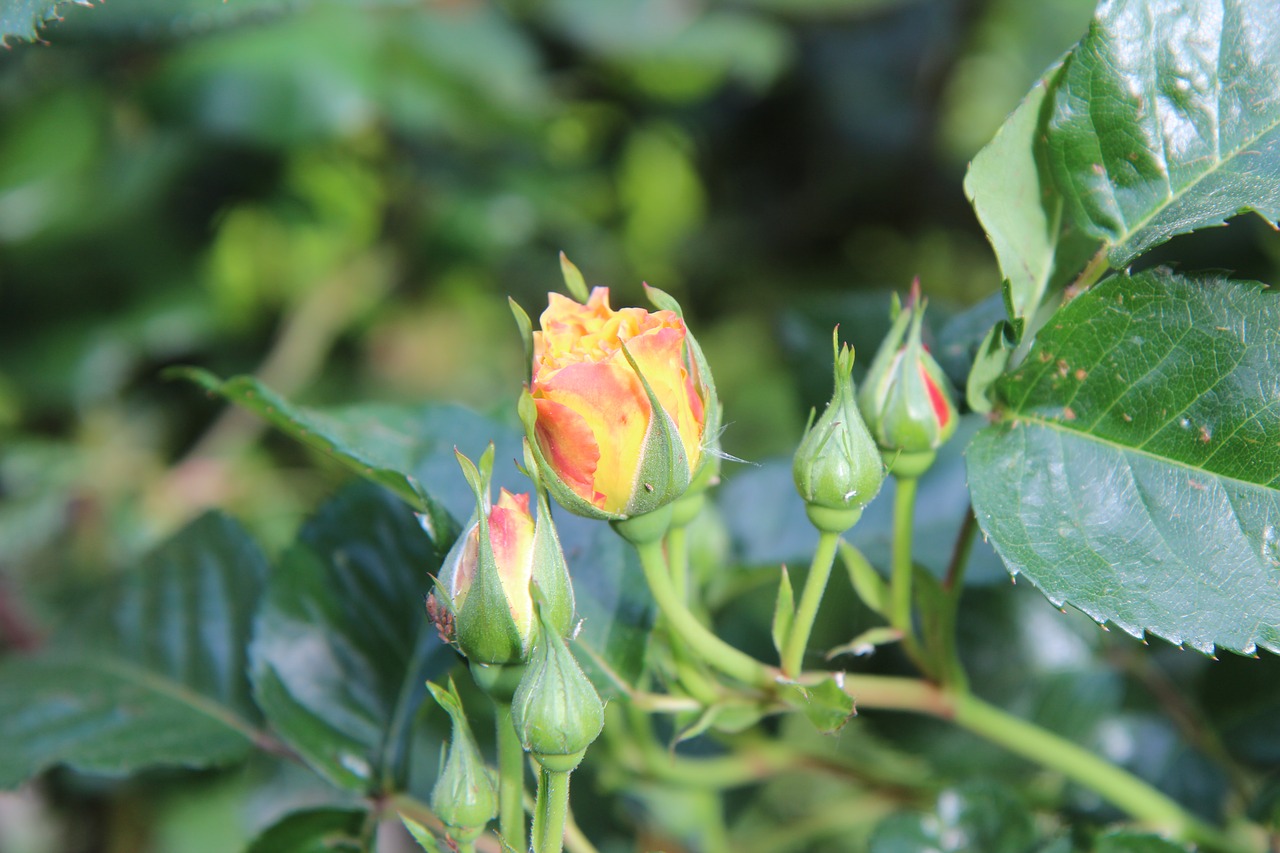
[173,369,451,525]
[968,270,1280,655]
[250,483,456,794]
[1046,0,1280,266]
[244,806,370,853]
[0,0,93,44]
[0,514,268,788]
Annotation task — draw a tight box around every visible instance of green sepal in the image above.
[454,447,532,665]
[518,391,624,522]
[825,627,903,660]
[644,282,722,490]
[771,566,795,659]
[427,678,499,838]
[509,297,536,385]
[619,342,692,517]
[559,252,590,302]
[530,473,576,639]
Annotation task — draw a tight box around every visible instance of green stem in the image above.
[781,530,840,676]
[936,507,977,690]
[666,525,690,605]
[535,767,572,853]
[635,538,774,688]
[951,693,1248,853]
[495,702,527,852]
[890,476,923,664]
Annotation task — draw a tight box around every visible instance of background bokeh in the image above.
[6,1,1280,850]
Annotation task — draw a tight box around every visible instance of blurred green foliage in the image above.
[4,1,1280,851]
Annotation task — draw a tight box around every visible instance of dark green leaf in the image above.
[1046,0,1280,266]
[868,782,1037,853]
[965,67,1066,340]
[0,514,268,787]
[250,482,455,794]
[244,806,370,853]
[968,270,1280,654]
[173,369,452,527]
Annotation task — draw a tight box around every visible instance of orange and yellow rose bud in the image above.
[858,281,959,477]
[429,445,575,665]
[511,255,719,523]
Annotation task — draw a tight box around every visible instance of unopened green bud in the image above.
[427,679,498,842]
[858,281,959,466]
[511,613,604,772]
[793,328,885,533]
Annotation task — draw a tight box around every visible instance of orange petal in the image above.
[536,359,648,512]
[624,324,704,468]
[488,490,536,634]
[534,395,605,507]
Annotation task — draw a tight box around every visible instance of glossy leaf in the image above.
[0,514,268,787]
[968,270,1280,654]
[244,807,369,853]
[1046,0,1280,266]
[965,66,1066,340]
[174,369,451,527]
[250,482,455,794]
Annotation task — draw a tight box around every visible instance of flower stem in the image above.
[781,530,840,676]
[666,524,690,605]
[890,476,923,664]
[951,692,1249,853]
[932,506,977,691]
[495,702,527,852]
[534,766,572,853]
[634,538,774,688]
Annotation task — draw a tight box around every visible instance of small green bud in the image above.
[511,612,604,771]
[793,328,885,533]
[427,679,498,843]
[858,281,959,463]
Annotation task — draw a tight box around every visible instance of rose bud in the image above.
[793,328,885,534]
[429,444,575,666]
[511,608,605,773]
[510,254,719,526]
[427,678,498,844]
[858,281,958,477]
